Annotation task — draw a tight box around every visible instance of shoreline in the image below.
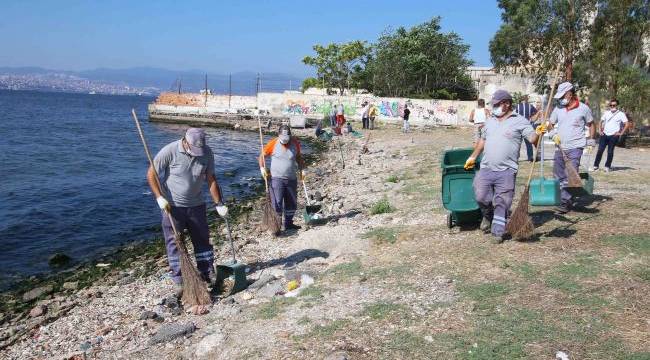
[0,127,326,350]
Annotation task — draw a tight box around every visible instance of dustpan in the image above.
[215,216,247,296]
[301,178,328,225]
[530,135,560,206]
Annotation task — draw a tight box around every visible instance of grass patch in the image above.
[633,265,650,282]
[327,259,363,281]
[255,297,297,320]
[568,293,610,308]
[510,262,539,280]
[601,233,650,255]
[382,330,437,357]
[306,319,350,338]
[386,174,400,183]
[361,301,407,320]
[545,275,582,292]
[361,226,403,244]
[370,197,393,215]
[459,282,511,303]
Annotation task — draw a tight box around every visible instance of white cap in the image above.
[554,82,574,99]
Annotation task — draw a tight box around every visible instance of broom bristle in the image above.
[506,188,535,240]
[175,234,211,307]
[262,191,281,236]
[565,157,583,188]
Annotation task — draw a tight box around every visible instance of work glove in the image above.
[535,122,547,135]
[298,169,306,181]
[215,203,228,217]
[586,138,596,147]
[464,157,476,170]
[260,167,269,180]
[552,134,561,146]
[156,196,171,213]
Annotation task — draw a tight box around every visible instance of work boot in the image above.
[589,166,599,172]
[285,223,301,231]
[554,204,570,214]
[604,167,611,173]
[491,233,505,244]
[479,217,491,233]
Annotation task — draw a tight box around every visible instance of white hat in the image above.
[554,82,574,99]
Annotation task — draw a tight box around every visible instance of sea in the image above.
[0,90,269,289]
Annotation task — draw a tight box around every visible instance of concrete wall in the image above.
[151,92,477,127]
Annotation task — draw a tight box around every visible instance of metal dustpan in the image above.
[530,136,560,206]
[215,216,247,296]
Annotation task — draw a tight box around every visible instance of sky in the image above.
[0,0,502,76]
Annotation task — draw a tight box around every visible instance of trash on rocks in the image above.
[149,323,196,345]
[556,351,570,360]
[95,263,111,268]
[29,305,46,318]
[284,274,314,297]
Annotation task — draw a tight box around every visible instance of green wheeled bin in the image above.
[530,136,561,206]
[441,148,482,228]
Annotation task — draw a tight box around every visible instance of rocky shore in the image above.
[2,125,648,359]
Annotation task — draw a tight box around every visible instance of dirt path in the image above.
[4,127,649,360]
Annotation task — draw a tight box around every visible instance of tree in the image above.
[302,41,371,95]
[489,0,597,85]
[368,17,476,99]
[300,77,321,93]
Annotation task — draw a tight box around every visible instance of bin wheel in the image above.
[446,213,453,228]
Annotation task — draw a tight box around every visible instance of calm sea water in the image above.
[0,90,268,288]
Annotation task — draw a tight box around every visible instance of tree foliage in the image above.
[367,17,475,99]
[302,41,370,95]
[301,17,476,100]
[300,77,321,93]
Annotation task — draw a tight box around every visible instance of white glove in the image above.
[299,169,306,181]
[156,196,171,212]
[260,167,269,180]
[586,138,596,147]
[215,203,228,217]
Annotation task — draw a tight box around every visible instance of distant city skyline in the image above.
[1,0,501,76]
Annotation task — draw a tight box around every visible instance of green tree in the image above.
[302,41,371,95]
[368,17,476,99]
[300,77,321,93]
[489,0,597,85]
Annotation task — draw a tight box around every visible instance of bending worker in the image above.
[547,82,595,214]
[259,124,306,232]
[147,128,228,296]
[464,90,545,243]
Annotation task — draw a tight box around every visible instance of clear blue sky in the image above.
[0,0,502,76]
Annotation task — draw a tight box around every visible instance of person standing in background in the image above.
[328,104,336,128]
[469,99,490,144]
[368,104,378,130]
[516,95,538,162]
[361,101,370,129]
[402,104,411,133]
[591,98,631,172]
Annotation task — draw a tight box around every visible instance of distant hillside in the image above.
[0,66,304,95]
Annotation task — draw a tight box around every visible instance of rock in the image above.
[79,341,92,352]
[48,253,71,268]
[63,281,79,290]
[171,308,182,316]
[195,331,225,357]
[324,351,349,360]
[163,296,179,309]
[248,274,276,290]
[22,285,54,302]
[257,280,284,298]
[139,311,158,320]
[96,326,112,336]
[149,323,196,345]
[29,305,47,317]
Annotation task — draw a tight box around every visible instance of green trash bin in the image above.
[441,148,482,228]
[530,138,560,206]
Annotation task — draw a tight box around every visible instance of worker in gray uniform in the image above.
[464,90,545,243]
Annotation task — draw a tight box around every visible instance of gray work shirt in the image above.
[480,112,536,171]
[549,102,593,150]
[153,140,215,207]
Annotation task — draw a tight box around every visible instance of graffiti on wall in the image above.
[281,96,470,125]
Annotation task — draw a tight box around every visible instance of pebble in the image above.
[79,341,91,352]
[22,285,54,302]
[63,281,79,290]
[29,305,47,318]
[139,311,158,320]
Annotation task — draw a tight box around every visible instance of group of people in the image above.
[147,125,304,296]
[327,101,411,133]
[464,82,630,243]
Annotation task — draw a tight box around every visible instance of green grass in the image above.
[545,275,583,292]
[382,330,437,358]
[601,233,650,255]
[361,227,403,244]
[510,262,539,280]
[459,282,511,303]
[556,253,601,278]
[386,174,400,183]
[370,197,393,215]
[327,259,363,281]
[255,297,297,319]
[633,265,650,282]
[361,302,407,320]
[305,319,350,338]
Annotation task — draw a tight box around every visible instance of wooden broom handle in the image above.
[524,67,562,185]
[131,109,181,236]
[257,114,269,192]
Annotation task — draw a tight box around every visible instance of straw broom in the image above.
[258,116,281,236]
[506,68,561,240]
[131,110,211,309]
[556,145,584,188]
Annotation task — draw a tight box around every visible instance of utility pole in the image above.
[228,73,232,109]
[289,79,292,91]
[256,73,260,96]
[204,74,208,107]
